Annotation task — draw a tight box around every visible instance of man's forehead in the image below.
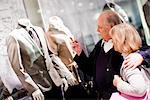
[98,15,107,25]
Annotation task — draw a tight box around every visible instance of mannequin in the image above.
[0,18,76,99]
[46,16,81,84]
[46,16,89,99]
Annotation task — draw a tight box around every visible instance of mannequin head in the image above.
[48,16,74,40]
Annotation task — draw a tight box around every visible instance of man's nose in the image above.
[97,28,101,33]
[97,28,99,32]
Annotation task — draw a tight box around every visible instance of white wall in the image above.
[23,0,43,28]
[0,0,27,41]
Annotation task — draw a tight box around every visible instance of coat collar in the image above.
[101,39,113,53]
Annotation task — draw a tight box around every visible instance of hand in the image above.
[66,74,77,86]
[6,96,13,100]
[71,40,82,56]
[62,78,69,91]
[88,81,94,88]
[113,75,122,87]
[123,53,144,70]
[32,89,44,100]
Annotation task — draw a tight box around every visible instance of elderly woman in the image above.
[109,23,148,99]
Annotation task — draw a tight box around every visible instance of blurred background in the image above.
[0,0,149,56]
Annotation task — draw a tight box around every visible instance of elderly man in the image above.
[72,10,123,99]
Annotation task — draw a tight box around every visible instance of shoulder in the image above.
[6,35,17,47]
[33,26,45,34]
[95,39,102,48]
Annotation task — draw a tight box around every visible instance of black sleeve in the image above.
[74,50,94,76]
[111,51,123,75]
[74,40,102,77]
[0,86,11,99]
[139,46,150,67]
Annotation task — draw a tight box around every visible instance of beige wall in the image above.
[0,0,27,41]
[0,0,147,53]
[23,0,43,27]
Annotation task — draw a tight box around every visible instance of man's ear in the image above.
[106,24,113,30]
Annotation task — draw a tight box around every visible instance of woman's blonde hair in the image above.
[109,23,142,54]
